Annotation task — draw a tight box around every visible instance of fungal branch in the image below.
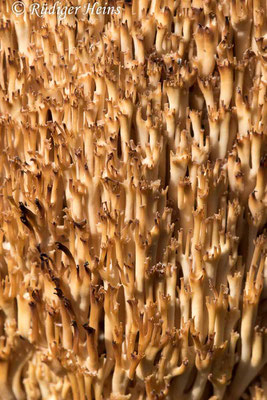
[0,0,266,400]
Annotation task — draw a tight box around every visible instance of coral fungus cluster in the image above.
[0,0,266,399]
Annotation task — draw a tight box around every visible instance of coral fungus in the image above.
[0,0,266,399]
